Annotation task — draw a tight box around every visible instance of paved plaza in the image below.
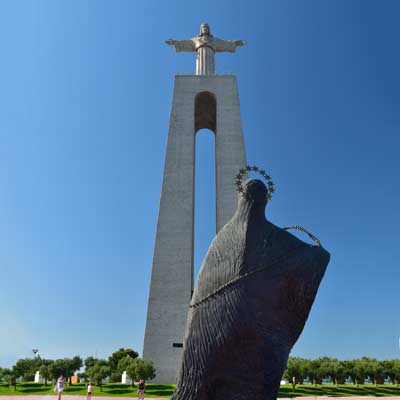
[2,396,400,400]
[0,397,165,400]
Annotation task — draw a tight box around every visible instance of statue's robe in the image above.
[172,179,330,400]
[171,35,241,75]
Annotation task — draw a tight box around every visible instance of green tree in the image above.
[331,359,346,385]
[49,359,68,380]
[118,356,136,386]
[342,359,356,384]
[86,362,110,391]
[381,360,395,384]
[284,357,306,389]
[13,358,41,381]
[368,358,384,385]
[66,356,83,384]
[2,368,18,390]
[49,357,81,382]
[301,358,315,385]
[392,359,400,386]
[108,348,138,383]
[118,357,155,386]
[85,357,108,371]
[39,360,53,386]
[309,358,323,385]
[84,357,98,370]
[314,357,334,384]
[353,357,369,385]
[77,371,88,382]
[133,358,155,382]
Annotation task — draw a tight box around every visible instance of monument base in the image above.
[143,75,247,383]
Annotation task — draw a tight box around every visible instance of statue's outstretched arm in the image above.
[215,38,246,53]
[165,39,195,52]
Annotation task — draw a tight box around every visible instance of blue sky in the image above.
[0,0,399,368]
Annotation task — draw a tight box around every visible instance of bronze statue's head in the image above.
[199,23,211,37]
[242,179,269,205]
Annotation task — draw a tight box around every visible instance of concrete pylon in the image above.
[143,75,247,383]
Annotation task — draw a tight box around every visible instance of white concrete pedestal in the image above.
[143,75,247,383]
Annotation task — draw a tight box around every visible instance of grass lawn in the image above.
[278,384,400,397]
[0,383,175,398]
[1,383,400,397]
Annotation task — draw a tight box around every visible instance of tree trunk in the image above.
[132,378,134,387]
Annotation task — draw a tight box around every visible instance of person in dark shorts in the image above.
[137,379,145,400]
[87,382,93,400]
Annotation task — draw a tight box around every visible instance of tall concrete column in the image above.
[143,75,247,383]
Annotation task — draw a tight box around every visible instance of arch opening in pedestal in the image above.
[195,91,216,133]
[194,128,216,285]
[193,91,217,286]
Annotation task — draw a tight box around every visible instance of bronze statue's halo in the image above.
[235,165,275,200]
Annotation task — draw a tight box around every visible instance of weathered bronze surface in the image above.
[172,179,330,400]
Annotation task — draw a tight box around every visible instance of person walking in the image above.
[137,379,145,400]
[87,382,93,400]
[55,375,65,400]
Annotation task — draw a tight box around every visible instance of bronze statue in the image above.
[172,177,330,400]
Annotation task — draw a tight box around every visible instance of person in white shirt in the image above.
[55,375,65,400]
[87,382,93,400]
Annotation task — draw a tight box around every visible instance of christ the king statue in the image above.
[166,23,246,75]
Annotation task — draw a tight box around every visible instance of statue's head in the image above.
[242,179,268,204]
[199,23,211,36]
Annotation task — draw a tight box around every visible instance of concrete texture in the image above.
[143,75,247,383]
[172,180,330,400]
